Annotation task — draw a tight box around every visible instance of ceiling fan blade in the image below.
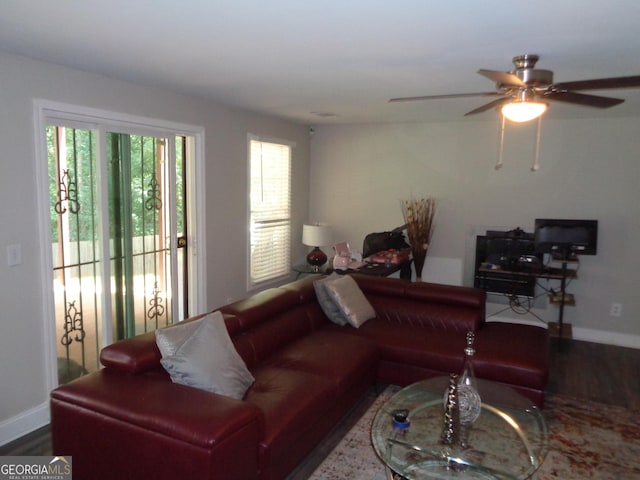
[389,92,501,103]
[553,75,640,91]
[544,90,624,108]
[464,96,512,116]
[477,69,525,87]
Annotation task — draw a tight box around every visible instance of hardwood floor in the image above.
[1,339,638,461]
[547,337,640,410]
[0,424,51,457]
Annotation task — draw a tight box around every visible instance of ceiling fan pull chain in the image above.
[531,116,542,171]
[496,115,506,170]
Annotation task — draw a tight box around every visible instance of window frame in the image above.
[247,134,294,290]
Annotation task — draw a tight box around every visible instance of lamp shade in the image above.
[302,223,332,247]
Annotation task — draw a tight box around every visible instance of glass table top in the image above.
[371,377,548,480]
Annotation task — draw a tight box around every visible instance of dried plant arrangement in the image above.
[400,196,436,281]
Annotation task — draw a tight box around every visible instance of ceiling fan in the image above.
[390,54,640,122]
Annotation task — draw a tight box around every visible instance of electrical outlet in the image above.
[610,302,623,318]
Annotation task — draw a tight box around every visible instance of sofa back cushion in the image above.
[351,274,486,333]
[221,287,302,330]
[221,282,326,367]
[239,305,319,367]
[367,296,482,333]
[100,279,325,375]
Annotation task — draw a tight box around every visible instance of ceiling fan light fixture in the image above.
[501,101,548,122]
[501,89,547,122]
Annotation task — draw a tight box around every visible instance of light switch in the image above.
[7,243,22,267]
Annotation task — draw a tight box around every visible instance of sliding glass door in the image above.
[48,125,189,384]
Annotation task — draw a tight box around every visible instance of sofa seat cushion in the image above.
[334,318,466,374]
[244,366,335,471]
[262,329,379,396]
[472,322,549,391]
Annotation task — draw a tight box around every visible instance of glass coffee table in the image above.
[371,377,548,479]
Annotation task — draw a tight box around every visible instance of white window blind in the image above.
[249,137,292,287]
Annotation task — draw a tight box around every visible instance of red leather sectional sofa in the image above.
[50,274,549,480]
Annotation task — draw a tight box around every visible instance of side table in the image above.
[292,263,332,279]
[350,259,412,280]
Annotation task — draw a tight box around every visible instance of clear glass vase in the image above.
[457,332,482,447]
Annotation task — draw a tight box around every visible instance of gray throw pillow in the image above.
[155,317,204,357]
[156,311,254,399]
[314,273,349,326]
[324,275,376,328]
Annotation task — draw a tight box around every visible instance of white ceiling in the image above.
[2,0,640,125]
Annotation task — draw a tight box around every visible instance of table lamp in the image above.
[302,223,332,271]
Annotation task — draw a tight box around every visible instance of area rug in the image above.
[308,386,640,480]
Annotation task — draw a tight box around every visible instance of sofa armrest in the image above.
[51,369,263,480]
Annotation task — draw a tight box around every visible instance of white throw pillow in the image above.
[156,311,254,399]
[324,275,376,328]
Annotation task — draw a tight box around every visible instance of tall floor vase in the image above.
[412,247,427,282]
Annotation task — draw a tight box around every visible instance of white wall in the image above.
[0,52,310,444]
[310,119,640,346]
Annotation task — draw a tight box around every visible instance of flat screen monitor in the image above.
[534,219,598,257]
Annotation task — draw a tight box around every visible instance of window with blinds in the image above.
[249,137,292,287]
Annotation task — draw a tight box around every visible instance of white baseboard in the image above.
[487,315,640,349]
[0,401,50,447]
[487,314,545,328]
[570,326,640,349]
